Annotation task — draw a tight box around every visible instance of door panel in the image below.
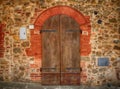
[60,15,80,85]
[41,15,80,85]
[41,15,60,85]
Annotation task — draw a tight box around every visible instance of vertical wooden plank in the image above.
[41,15,60,85]
[60,15,80,85]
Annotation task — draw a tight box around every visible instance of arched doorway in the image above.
[26,6,91,84]
[41,14,81,85]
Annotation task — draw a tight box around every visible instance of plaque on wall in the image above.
[20,27,27,40]
[98,57,109,66]
[29,24,34,29]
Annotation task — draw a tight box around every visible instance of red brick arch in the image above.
[34,6,87,29]
[27,5,91,60]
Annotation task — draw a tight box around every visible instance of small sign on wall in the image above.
[20,27,27,40]
[98,57,109,66]
[82,31,88,35]
[29,24,34,29]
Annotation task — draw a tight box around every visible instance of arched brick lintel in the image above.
[34,6,88,30]
[26,6,91,59]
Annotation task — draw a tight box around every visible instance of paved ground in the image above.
[0,81,120,89]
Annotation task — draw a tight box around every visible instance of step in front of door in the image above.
[61,72,80,85]
[41,72,60,85]
[41,72,80,85]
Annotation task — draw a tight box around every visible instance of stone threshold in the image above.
[0,81,120,89]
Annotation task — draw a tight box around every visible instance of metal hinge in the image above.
[66,29,82,33]
[40,30,57,33]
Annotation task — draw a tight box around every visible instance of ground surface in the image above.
[0,81,120,89]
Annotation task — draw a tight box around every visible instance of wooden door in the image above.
[41,15,80,85]
[41,15,60,85]
[60,15,80,85]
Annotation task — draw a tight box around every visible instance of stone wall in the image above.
[0,0,120,86]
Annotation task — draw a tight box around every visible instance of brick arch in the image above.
[34,6,87,30]
[27,5,91,57]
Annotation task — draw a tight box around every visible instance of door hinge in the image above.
[40,30,57,33]
[66,29,82,33]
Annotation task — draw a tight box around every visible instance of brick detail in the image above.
[80,61,87,83]
[80,19,91,56]
[0,23,5,58]
[30,73,41,81]
[26,30,42,59]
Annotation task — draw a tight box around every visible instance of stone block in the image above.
[109,18,117,23]
[114,46,120,50]
[21,41,30,48]
[13,48,21,54]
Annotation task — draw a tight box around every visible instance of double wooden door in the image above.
[41,15,81,85]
